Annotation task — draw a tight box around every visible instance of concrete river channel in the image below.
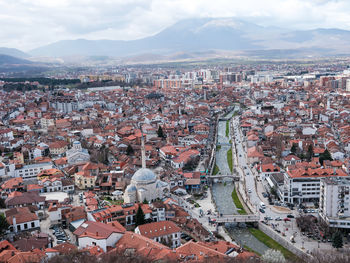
[211,110,269,255]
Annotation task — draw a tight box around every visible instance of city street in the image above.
[230,116,339,254]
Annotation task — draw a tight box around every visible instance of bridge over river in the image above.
[209,214,260,224]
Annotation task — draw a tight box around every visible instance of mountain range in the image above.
[2,17,350,63]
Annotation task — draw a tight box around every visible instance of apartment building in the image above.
[279,168,348,204]
[319,177,350,229]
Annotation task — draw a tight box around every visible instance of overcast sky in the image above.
[1,0,350,51]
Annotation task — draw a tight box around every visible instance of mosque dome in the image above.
[131,168,156,183]
[125,185,137,193]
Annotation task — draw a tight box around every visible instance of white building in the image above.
[279,168,348,204]
[124,168,169,203]
[15,162,53,181]
[320,177,350,229]
[5,207,40,233]
[73,221,125,252]
[66,141,90,165]
[135,221,181,248]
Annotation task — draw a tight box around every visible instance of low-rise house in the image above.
[6,207,40,233]
[88,203,152,227]
[49,141,68,156]
[5,192,46,209]
[258,163,281,180]
[39,177,74,193]
[74,170,96,190]
[73,221,125,252]
[12,232,52,251]
[135,221,181,248]
[282,155,301,167]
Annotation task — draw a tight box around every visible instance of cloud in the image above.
[0,0,350,50]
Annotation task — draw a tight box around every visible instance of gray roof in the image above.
[132,168,156,182]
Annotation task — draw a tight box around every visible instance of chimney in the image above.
[96,231,98,236]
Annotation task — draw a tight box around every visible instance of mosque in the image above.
[124,130,169,203]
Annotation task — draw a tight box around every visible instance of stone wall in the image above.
[258,222,312,260]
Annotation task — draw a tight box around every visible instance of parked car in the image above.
[283,218,291,222]
[248,189,252,193]
[259,208,265,213]
[287,214,295,218]
[275,217,282,221]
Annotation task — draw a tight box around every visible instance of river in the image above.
[211,109,269,255]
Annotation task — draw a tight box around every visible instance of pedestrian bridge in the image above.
[210,214,260,223]
[208,174,240,181]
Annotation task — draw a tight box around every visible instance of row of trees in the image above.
[290,144,333,165]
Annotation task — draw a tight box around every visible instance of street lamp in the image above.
[301,241,304,249]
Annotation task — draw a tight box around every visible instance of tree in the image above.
[135,204,145,227]
[158,107,162,113]
[0,198,5,209]
[143,198,148,204]
[126,144,134,155]
[319,149,333,166]
[332,231,343,249]
[157,126,165,138]
[290,143,297,154]
[0,213,9,235]
[270,187,277,198]
[261,249,285,263]
[306,144,314,162]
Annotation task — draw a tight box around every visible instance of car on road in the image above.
[259,208,265,213]
[283,218,291,222]
[248,189,252,193]
[287,214,295,218]
[275,217,282,221]
[264,216,273,221]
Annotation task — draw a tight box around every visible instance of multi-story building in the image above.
[279,168,348,204]
[319,177,350,229]
[14,162,53,181]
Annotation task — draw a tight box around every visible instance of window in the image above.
[31,222,35,228]
[24,223,28,229]
[17,225,21,231]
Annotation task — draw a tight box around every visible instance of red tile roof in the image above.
[136,221,181,239]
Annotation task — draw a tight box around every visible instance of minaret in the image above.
[310,107,313,120]
[140,126,146,169]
